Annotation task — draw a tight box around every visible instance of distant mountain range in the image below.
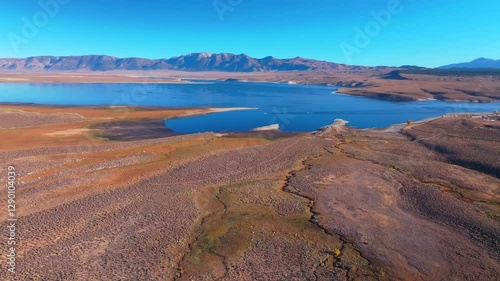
[2,54,497,72]
[439,58,500,69]
[0,53,378,72]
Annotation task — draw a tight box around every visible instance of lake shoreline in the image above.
[4,97,498,281]
[1,70,499,103]
[2,103,497,138]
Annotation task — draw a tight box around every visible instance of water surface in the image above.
[0,82,497,132]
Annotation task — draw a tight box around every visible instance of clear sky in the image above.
[1,0,499,67]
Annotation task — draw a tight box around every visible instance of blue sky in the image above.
[1,0,499,67]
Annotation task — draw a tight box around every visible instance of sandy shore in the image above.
[252,124,280,131]
[0,104,261,143]
[208,107,258,113]
[0,72,212,84]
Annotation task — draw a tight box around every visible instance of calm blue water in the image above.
[0,82,498,132]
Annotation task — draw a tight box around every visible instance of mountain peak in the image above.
[196,52,213,58]
[472,57,491,62]
[439,57,500,69]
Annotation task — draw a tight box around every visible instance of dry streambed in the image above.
[1,123,381,280]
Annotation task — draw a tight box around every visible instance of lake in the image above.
[0,81,498,133]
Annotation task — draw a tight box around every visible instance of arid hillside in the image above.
[0,105,498,280]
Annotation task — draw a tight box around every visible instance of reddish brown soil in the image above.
[405,117,500,177]
[0,105,498,281]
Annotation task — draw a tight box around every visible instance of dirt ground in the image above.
[0,105,498,280]
[405,117,500,177]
